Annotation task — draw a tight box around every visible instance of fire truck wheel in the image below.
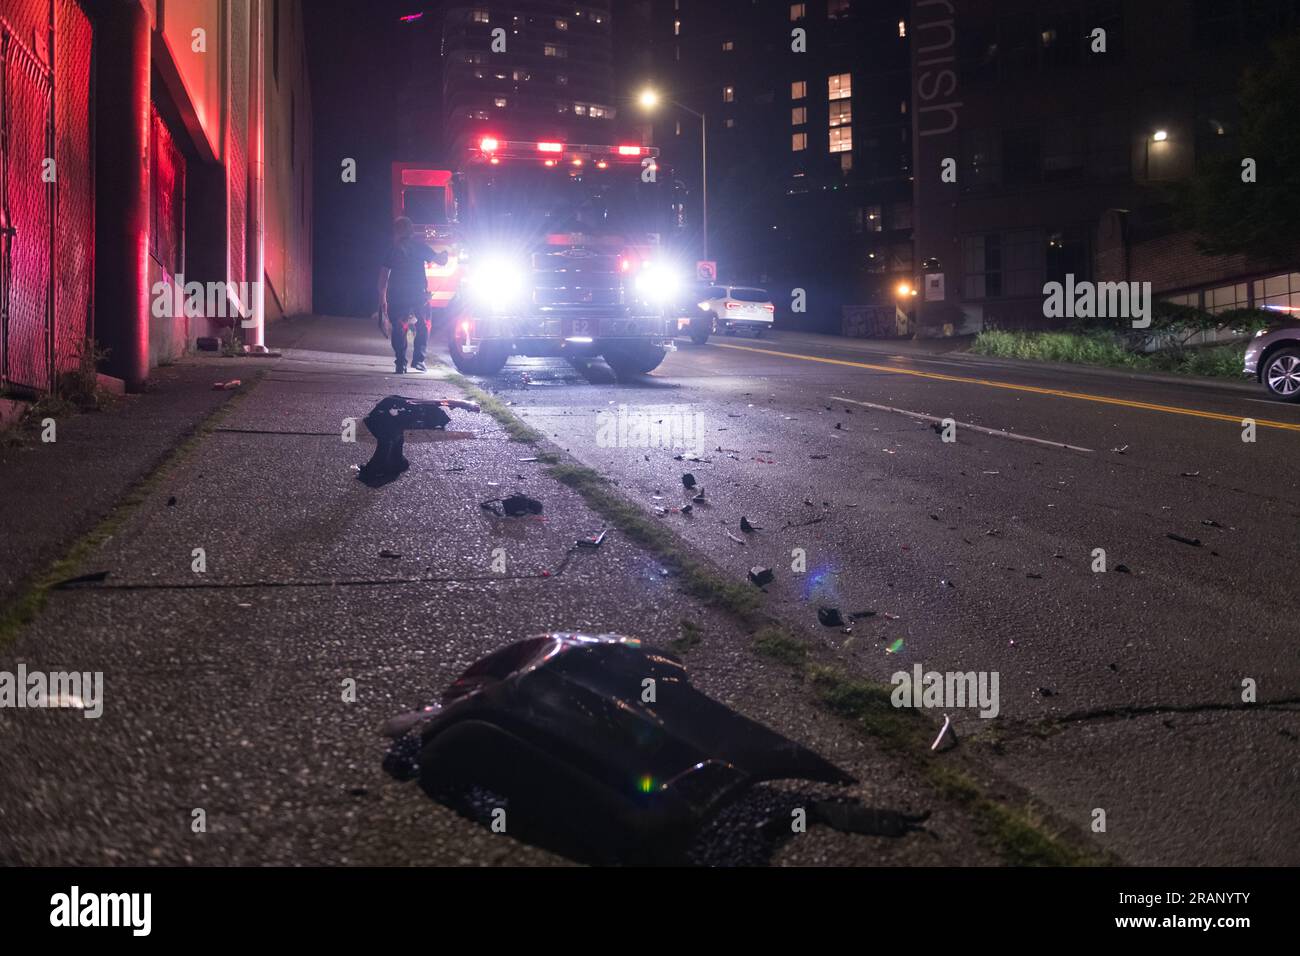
[604,345,667,377]
[689,314,713,346]
[449,337,509,376]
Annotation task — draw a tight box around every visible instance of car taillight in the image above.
[764,304,775,312]
[726,301,740,310]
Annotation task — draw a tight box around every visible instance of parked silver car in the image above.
[1243,324,1300,401]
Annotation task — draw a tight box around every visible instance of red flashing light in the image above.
[617,145,644,156]
[596,160,608,169]
[543,159,557,167]
[537,142,564,153]
[479,137,500,153]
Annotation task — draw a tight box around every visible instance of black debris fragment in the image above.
[817,607,846,627]
[1115,564,1132,573]
[748,566,775,588]
[577,529,608,548]
[481,493,544,517]
[167,496,177,507]
[1166,533,1203,548]
[809,801,930,837]
[682,473,697,489]
[379,549,402,559]
[740,516,760,533]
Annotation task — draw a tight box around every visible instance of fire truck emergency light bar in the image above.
[474,137,658,163]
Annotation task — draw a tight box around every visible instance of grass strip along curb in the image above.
[439,361,1108,866]
[0,372,265,650]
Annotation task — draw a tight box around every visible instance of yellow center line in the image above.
[711,342,1300,432]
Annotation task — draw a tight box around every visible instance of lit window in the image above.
[494,97,507,108]
[555,18,568,30]
[589,105,609,119]
[829,126,852,152]
[828,73,851,100]
[829,100,851,127]
[471,9,489,24]
[791,106,806,125]
[724,117,736,128]
[544,44,567,57]
[792,132,807,151]
[674,19,681,35]
[898,19,906,37]
[722,86,735,103]
[575,103,588,116]
[791,80,806,99]
[722,40,734,51]
[790,3,806,20]
[512,69,530,81]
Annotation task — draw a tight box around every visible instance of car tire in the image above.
[449,331,508,376]
[1263,347,1300,402]
[604,344,667,377]
[689,314,713,346]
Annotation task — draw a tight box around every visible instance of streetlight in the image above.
[638,86,708,260]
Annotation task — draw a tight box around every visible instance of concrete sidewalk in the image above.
[0,315,1008,866]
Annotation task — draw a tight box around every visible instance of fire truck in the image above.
[392,137,683,377]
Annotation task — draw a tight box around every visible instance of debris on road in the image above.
[682,473,697,489]
[818,607,846,627]
[212,379,242,390]
[379,549,402,559]
[357,395,481,484]
[1167,533,1203,548]
[481,493,544,517]
[885,638,905,654]
[1111,445,1129,454]
[725,531,746,545]
[930,714,955,752]
[381,633,853,864]
[577,529,608,549]
[748,566,775,587]
[1181,471,1201,478]
[740,516,760,533]
[1115,564,1132,573]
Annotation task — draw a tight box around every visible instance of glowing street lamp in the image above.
[638,86,708,259]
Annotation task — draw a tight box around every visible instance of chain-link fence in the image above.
[53,0,92,378]
[1,15,54,394]
[2,0,94,395]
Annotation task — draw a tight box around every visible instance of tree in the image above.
[1176,32,1300,261]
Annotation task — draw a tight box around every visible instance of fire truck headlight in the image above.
[634,262,681,303]
[467,255,528,311]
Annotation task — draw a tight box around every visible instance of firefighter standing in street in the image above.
[379,217,448,373]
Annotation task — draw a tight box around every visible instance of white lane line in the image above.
[833,395,1095,453]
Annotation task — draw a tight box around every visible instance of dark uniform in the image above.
[383,238,447,370]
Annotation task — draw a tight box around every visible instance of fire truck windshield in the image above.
[463,165,667,239]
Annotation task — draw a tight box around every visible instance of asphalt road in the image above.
[446,328,1300,866]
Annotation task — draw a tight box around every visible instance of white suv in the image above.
[685,286,775,345]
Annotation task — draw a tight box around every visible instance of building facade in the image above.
[0,0,312,395]
[440,1,618,157]
[633,0,913,333]
[911,0,1300,336]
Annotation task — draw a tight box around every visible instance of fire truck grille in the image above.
[531,249,625,309]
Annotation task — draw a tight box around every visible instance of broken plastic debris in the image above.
[481,493,544,517]
[212,379,242,390]
[577,529,608,549]
[739,516,760,533]
[681,473,697,489]
[379,549,402,559]
[381,634,853,863]
[724,531,745,545]
[930,714,956,752]
[885,638,905,654]
[817,607,846,628]
[1167,533,1203,548]
[357,396,480,484]
[748,566,774,588]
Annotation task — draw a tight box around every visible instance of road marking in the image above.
[834,396,1095,453]
[714,342,1300,433]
